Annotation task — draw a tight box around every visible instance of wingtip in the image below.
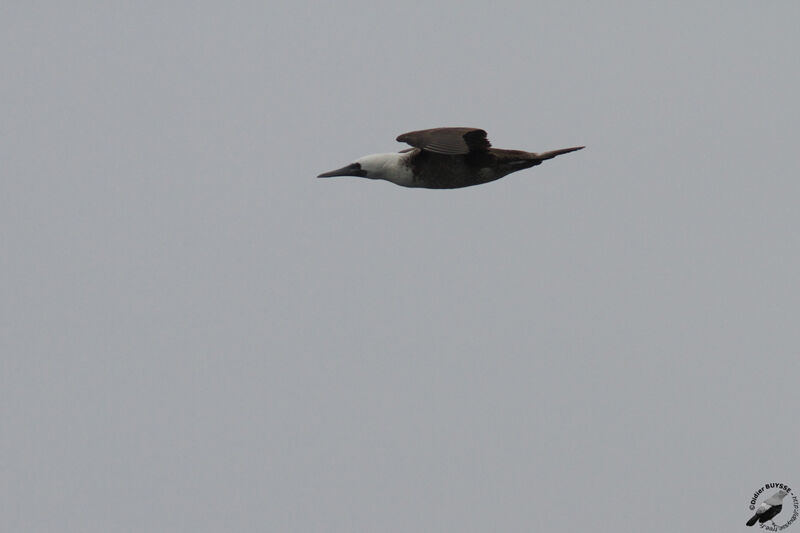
[537,145,586,160]
[561,145,586,155]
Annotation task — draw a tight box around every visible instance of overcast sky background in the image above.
[2,2,800,532]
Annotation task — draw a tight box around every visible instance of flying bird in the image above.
[747,489,789,526]
[317,127,584,189]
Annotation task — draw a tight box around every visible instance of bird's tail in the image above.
[534,146,585,161]
[746,514,759,527]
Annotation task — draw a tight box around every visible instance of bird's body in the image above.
[318,127,583,189]
[747,490,789,527]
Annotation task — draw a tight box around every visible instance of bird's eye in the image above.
[350,163,366,176]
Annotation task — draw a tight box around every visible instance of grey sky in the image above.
[2,2,799,532]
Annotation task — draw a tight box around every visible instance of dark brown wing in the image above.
[396,127,491,155]
[760,505,783,523]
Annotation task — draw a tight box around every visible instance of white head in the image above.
[762,489,790,508]
[773,490,789,500]
[318,152,414,186]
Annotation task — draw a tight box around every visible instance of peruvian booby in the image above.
[746,489,789,526]
[317,127,584,189]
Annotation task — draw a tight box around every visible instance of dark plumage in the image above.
[318,127,583,189]
[747,505,783,526]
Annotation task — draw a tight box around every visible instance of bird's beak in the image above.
[318,164,353,178]
[317,162,364,178]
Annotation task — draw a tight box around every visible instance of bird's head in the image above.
[317,160,367,179]
[318,153,397,180]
